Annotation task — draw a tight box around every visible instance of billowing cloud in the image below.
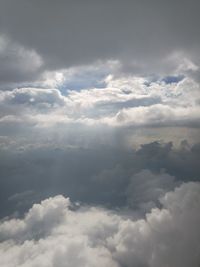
[0,74,199,132]
[0,182,200,267]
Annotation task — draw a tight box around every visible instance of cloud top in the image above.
[1,182,200,267]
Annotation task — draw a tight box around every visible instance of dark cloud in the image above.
[0,140,200,218]
[0,0,200,80]
[0,35,42,85]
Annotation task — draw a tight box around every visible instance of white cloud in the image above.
[0,72,199,131]
[102,104,200,127]
[113,182,200,267]
[0,182,200,267]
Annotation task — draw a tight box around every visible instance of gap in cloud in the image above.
[58,71,107,92]
[55,60,120,94]
[162,74,185,84]
[143,74,185,87]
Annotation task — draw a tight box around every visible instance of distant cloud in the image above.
[1,87,65,108]
[0,74,199,131]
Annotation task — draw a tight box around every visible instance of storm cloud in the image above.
[0,0,200,79]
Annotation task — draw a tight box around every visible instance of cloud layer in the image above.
[0,0,200,79]
[0,182,200,267]
[0,74,199,132]
[1,138,200,218]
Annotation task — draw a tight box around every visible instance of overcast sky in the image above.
[0,1,200,267]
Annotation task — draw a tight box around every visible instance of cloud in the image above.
[112,182,200,267]
[0,87,65,110]
[103,104,200,127]
[0,195,70,242]
[0,35,42,86]
[0,0,200,78]
[0,182,200,267]
[0,74,199,132]
[0,2,199,266]
[0,139,200,218]
[127,169,176,211]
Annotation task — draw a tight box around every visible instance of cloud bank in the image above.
[0,74,199,132]
[1,139,200,216]
[0,0,200,80]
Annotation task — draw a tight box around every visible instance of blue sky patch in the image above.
[162,75,184,84]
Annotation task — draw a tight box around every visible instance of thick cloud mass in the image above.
[0,0,200,77]
[0,1,200,265]
[1,139,200,218]
[0,75,199,131]
[0,182,200,267]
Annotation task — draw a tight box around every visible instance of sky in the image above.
[0,1,200,267]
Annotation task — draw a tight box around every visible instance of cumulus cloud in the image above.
[0,195,70,242]
[0,74,199,131]
[112,182,200,267]
[0,182,200,267]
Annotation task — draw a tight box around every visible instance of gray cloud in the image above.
[0,0,200,81]
[127,169,177,211]
[0,139,200,218]
[0,87,65,111]
[0,35,42,85]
